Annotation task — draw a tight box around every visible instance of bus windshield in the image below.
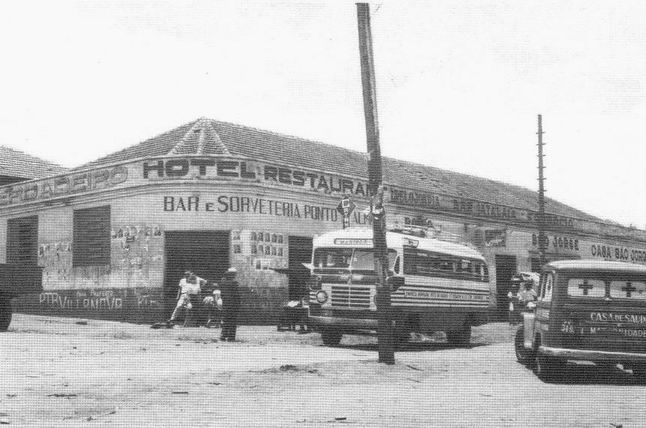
[313,248,398,273]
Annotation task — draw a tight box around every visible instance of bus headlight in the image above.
[307,276,322,291]
[315,290,328,304]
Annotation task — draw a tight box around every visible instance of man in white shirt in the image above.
[169,271,201,325]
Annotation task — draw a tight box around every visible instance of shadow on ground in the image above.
[331,340,488,353]
[518,361,646,386]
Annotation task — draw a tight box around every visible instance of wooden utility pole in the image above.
[356,2,394,364]
[537,114,547,266]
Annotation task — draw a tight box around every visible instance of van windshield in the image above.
[313,248,397,273]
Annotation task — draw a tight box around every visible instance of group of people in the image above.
[507,272,538,324]
[168,267,241,341]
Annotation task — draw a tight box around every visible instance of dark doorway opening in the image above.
[163,231,229,317]
[288,236,313,301]
[495,255,517,321]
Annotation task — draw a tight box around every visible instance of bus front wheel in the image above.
[321,329,342,346]
[0,296,12,332]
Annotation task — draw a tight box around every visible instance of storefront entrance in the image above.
[287,236,313,301]
[495,255,517,321]
[163,230,230,316]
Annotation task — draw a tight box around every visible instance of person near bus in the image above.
[202,280,223,328]
[507,276,522,324]
[517,279,537,309]
[220,267,240,341]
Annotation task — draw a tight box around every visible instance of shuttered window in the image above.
[7,215,38,265]
[73,205,110,267]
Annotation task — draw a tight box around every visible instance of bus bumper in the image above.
[308,315,378,330]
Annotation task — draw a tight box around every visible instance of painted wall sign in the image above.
[589,243,646,263]
[0,166,128,206]
[162,195,340,222]
[142,158,369,197]
[484,229,506,247]
[1,154,646,245]
[388,185,575,230]
[532,233,580,253]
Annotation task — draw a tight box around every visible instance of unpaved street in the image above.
[1,315,645,427]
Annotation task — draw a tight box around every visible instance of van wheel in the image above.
[534,353,565,382]
[321,329,342,346]
[632,365,646,382]
[514,327,532,365]
[446,325,472,347]
[0,297,12,332]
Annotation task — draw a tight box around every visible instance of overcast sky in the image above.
[1,1,645,228]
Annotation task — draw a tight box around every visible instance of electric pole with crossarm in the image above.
[356,2,395,364]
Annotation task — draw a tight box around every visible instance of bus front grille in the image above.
[330,285,371,308]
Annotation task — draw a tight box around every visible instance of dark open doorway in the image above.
[288,236,313,301]
[163,230,229,317]
[495,254,517,321]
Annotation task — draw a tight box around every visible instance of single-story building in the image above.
[2,118,646,323]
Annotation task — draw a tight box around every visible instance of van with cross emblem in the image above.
[515,260,646,381]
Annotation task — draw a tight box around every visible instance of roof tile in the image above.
[76,118,601,222]
[0,146,67,180]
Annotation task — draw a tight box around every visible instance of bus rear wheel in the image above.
[446,325,472,347]
[321,329,342,346]
[0,296,12,332]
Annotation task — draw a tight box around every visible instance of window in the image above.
[7,215,38,265]
[609,280,646,300]
[540,273,554,302]
[313,248,397,272]
[73,206,111,267]
[567,278,605,298]
[457,259,473,274]
[404,249,482,279]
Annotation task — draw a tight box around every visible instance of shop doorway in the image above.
[163,231,230,316]
[287,236,313,301]
[495,255,517,321]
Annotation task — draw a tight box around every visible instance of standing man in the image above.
[518,279,537,309]
[169,272,201,325]
[220,267,240,341]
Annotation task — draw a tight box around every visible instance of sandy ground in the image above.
[1,315,645,427]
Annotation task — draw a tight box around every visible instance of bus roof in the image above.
[313,227,486,261]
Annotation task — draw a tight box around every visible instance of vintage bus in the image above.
[307,226,490,346]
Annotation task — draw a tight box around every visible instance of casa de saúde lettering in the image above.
[590,312,646,325]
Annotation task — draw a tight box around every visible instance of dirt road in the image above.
[1,315,644,427]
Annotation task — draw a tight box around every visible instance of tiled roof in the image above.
[0,146,68,180]
[78,118,600,222]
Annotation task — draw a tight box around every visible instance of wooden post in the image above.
[356,2,394,364]
[537,114,547,267]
